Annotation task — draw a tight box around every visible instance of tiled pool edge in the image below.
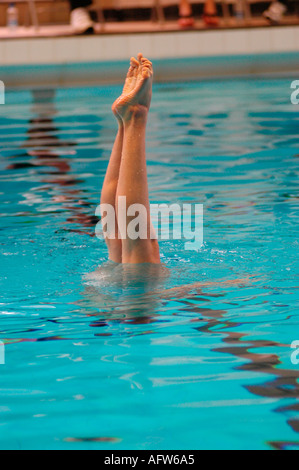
[1,25,299,87]
[1,26,299,64]
[1,52,299,88]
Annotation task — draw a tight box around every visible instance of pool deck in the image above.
[1,14,299,38]
[0,19,299,88]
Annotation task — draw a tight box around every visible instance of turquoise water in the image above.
[0,77,298,450]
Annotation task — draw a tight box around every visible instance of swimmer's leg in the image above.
[114,54,160,264]
[100,93,126,262]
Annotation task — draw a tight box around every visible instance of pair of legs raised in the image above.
[100,54,160,265]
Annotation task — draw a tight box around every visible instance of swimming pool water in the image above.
[0,76,298,450]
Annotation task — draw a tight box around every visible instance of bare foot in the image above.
[112,53,153,123]
[112,56,139,124]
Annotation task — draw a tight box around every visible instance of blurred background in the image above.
[0,0,298,36]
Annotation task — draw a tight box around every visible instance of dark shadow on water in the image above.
[7,88,100,236]
[82,272,299,448]
[182,294,299,450]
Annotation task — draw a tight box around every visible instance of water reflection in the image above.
[81,273,299,448]
[1,82,298,449]
[6,89,99,236]
[188,291,299,450]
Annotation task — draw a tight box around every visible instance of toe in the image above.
[131,57,139,68]
[142,62,153,77]
[127,65,134,77]
[142,68,151,79]
[141,57,152,66]
[143,63,153,73]
[142,63,153,79]
[141,58,153,72]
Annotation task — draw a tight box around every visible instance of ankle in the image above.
[122,105,148,126]
[117,120,124,131]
